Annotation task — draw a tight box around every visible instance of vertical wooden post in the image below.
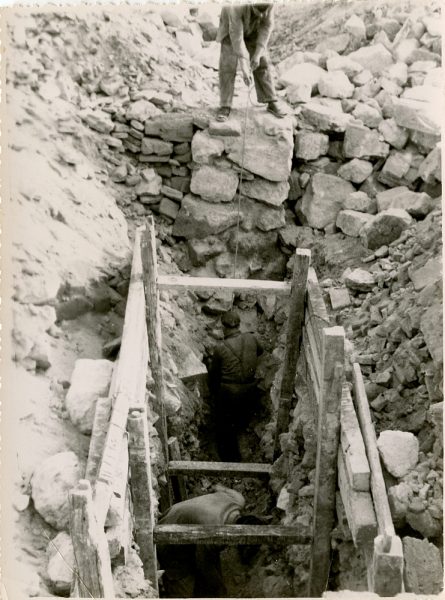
[127,408,159,595]
[141,217,173,510]
[273,248,311,460]
[309,326,345,597]
[69,479,114,599]
[168,437,188,502]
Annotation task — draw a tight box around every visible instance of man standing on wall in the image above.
[216,3,287,121]
[208,309,263,462]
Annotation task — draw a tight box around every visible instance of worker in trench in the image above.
[157,485,263,598]
[216,3,287,121]
[206,308,264,462]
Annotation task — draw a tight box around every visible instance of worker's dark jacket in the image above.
[216,4,274,60]
[209,331,263,388]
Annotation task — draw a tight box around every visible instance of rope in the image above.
[233,83,255,279]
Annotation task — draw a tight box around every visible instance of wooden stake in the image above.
[309,326,345,598]
[141,217,172,510]
[127,408,159,595]
[85,396,113,483]
[69,480,114,599]
[273,248,311,460]
[168,438,188,502]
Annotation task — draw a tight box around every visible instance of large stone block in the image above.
[301,102,354,133]
[240,177,289,207]
[301,173,355,229]
[418,146,441,183]
[191,130,224,163]
[278,62,324,92]
[65,359,114,434]
[360,208,412,250]
[390,97,440,135]
[352,102,383,128]
[145,114,194,142]
[378,151,413,187]
[376,186,435,218]
[126,99,161,122]
[46,532,75,594]
[344,191,377,214]
[190,165,238,202]
[141,137,173,155]
[377,430,419,478]
[318,70,354,99]
[31,451,83,530]
[403,537,443,594]
[225,111,293,182]
[343,268,376,291]
[421,303,443,364]
[173,194,239,239]
[378,118,409,149]
[347,43,394,75]
[337,158,373,183]
[344,123,389,159]
[294,131,329,160]
[336,210,373,237]
[326,55,364,77]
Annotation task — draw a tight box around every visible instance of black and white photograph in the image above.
[1,0,443,598]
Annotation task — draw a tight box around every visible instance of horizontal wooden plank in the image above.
[168,460,272,478]
[154,524,311,545]
[340,384,371,492]
[158,275,291,295]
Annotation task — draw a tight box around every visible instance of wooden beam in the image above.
[106,488,132,565]
[309,326,345,598]
[69,480,114,598]
[168,438,188,502]
[158,274,291,295]
[352,363,395,538]
[141,217,172,511]
[370,534,404,596]
[273,249,311,460]
[85,396,112,483]
[127,408,159,595]
[168,460,272,478]
[154,524,311,545]
[94,229,148,528]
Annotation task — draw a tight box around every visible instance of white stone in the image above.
[65,359,114,434]
[337,158,373,184]
[191,130,224,164]
[318,70,354,99]
[286,81,312,104]
[301,173,355,229]
[277,486,291,511]
[377,430,419,478]
[422,16,441,37]
[46,532,74,594]
[125,100,161,122]
[278,62,325,92]
[31,452,83,530]
[326,55,364,77]
[345,15,366,39]
[300,102,354,132]
[344,191,377,214]
[294,131,329,160]
[378,118,409,150]
[347,44,394,75]
[376,187,435,218]
[240,178,289,207]
[336,210,373,237]
[393,38,419,63]
[343,268,376,291]
[352,103,382,128]
[191,165,238,203]
[391,97,441,135]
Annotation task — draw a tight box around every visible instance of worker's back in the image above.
[214,331,262,384]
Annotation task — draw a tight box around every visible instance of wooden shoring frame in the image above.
[273,248,311,459]
[154,524,311,545]
[308,326,345,598]
[141,216,173,511]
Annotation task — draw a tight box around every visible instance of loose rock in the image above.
[377,430,419,478]
[46,532,74,594]
[301,173,354,229]
[360,208,412,250]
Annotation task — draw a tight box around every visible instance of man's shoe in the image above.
[267,101,287,118]
[216,107,231,122]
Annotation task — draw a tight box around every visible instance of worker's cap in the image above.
[221,309,241,329]
[255,3,271,13]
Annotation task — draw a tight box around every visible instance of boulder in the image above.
[360,208,412,250]
[65,359,114,434]
[343,123,389,159]
[176,31,202,58]
[300,102,354,133]
[344,191,377,214]
[418,146,441,183]
[403,537,443,594]
[278,62,324,92]
[345,14,366,39]
[140,137,173,156]
[318,70,354,99]
[383,62,408,86]
[225,111,293,182]
[315,33,351,54]
[337,158,373,184]
[343,268,376,292]
[390,97,440,135]
[190,165,238,203]
[393,37,419,63]
[406,508,442,539]
[420,303,443,364]
[46,532,74,594]
[173,194,239,239]
[256,205,286,232]
[135,168,163,198]
[240,178,289,207]
[352,103,382,128]
[80,109,114,134]
[377,430,419,478]
[126,100,161,123]
[191,130,224,163]
[195,6,220,41]
[31,451,83,530]
[159,197,180,220]
[326,55,364,77]
[347,43,394,75]
[145,114,194,142]
[294,132,329,160]
[378,118,409,149]
[378,151,412,187]
[336,210,373,237]
[187,237,226,267]
[376,187,435,218]
[300,173,355,229]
